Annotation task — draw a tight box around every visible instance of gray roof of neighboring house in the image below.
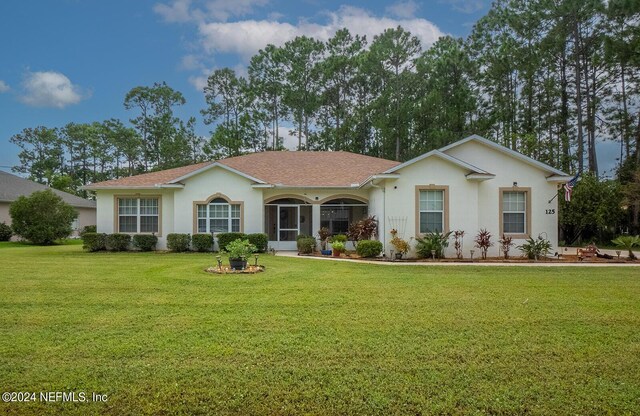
[0,170,96,208]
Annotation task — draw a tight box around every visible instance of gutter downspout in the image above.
[369,179,386,255]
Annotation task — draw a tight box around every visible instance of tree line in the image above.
[8,0,640,233]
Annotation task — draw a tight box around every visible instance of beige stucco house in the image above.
[86,135,572,257]
[0,170,96,237]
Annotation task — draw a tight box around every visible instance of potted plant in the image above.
[225,238,257,270]
[389,229,410,259]
[318,227,332,255]
[331,241,345,257]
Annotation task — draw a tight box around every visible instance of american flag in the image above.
[564,174,579,202]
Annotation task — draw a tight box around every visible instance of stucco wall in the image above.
[0,202,10,225]
[443,140,560,256]
[96,189,174,248]
[378,157,480,258]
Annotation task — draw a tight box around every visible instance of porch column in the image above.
[312,203,321,239]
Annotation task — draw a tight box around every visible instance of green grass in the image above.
[0,243,639,415]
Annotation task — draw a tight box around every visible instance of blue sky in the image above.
[5,0,618,176]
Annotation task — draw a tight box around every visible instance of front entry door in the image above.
[278,205,299,250]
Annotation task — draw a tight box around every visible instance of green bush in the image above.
[297,237,316,254]
[192,233,214,252]
[415,231,452,259]
[329,234,348,243]
[611,235,640,260]
[518,235,553,260]
[106,233,132,251]
[356,240,383,258]
[247,233,268,253]
[167,233,191,252]
[0,222,12,241]
[81,232,107,252]
[217,232,247,251]
[331,241,345,253]
[79,225,96,238]
[132,234,158,251]
[225,238,257,259]
[9,189,78,244]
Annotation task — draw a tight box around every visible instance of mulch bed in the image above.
[298,252,637,264]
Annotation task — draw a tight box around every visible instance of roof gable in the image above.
[383,149,493,175]
[439,135,568,176]
[0,171,96,208]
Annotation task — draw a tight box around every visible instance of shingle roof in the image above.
[84,161,214,188]
[0,171,96,208]
[219,151,400,187]
[86,151,400,189]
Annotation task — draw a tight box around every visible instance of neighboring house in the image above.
[0,170,97,237]
[85,135,572,256]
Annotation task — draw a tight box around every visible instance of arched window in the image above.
[196,196,242,233]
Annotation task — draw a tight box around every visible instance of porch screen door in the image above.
[278,205,299,242]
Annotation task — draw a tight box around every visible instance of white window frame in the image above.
[117,197,159,234]
[197,202,241,233]
[418,189,445,234]
[502,191,526,235]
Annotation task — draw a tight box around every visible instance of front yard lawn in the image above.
[0,243,639,415]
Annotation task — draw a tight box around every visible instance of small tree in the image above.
[9,190,77,245]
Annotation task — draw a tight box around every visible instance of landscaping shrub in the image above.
[79,225,96,238]
[225,238,257,259]
[474,229,493,259]
[132,234,158,252]
[247,233,268,253]
[167,233,191,252]
[217,232,247,251]
[356,239,383,258]
[296,234,312,241]
[0,222,12,241]
[416,231,452,259]
[329,234,347,243]
[347,215,378,245]
[106,233,132,251]
[81,232,107,252]
[518,235,553,260]
[9,189,77,244]
[297,237,316,254]
[192,233,214,252]
[611,235,639,260]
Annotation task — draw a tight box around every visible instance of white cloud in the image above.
[154,0,269,23]
[197,5,445,61]
[19,71,87,109]
[0,80,9,93]
[179,54,205,71]
[154,0,196,23]
[386,1,420,19]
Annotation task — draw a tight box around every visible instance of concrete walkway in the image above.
[275,249,639,267]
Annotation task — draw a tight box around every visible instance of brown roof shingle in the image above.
[219,151,399,187]
[86,151,399,189]
[87,161,214,188]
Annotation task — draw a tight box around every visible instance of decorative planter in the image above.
[321,249,332,256]
[395,252,403,260]
[229,258,247,270]
[333,250,342,257]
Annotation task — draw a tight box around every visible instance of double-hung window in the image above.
[196,198,241,233]
[502,191,526,234]
[118,197,159,233]
[418,189,445,233]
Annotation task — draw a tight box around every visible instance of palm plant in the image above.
[611,235,640,260]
